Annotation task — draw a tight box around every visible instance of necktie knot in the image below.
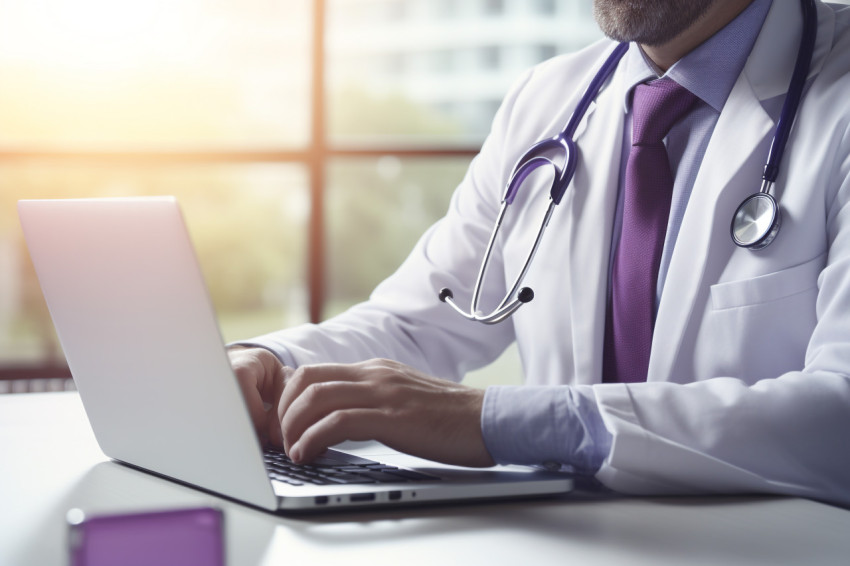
[631,78,698,145]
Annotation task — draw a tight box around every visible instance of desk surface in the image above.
[2,392,849,566]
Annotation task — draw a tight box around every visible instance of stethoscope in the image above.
[439,0,817,325]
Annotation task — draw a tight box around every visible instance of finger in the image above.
[265,364,289,448]
[230,363,269,441]
[277,363,367,431]
[281,380,383,455]
[253,349,286,404]
[289,408,385,463]
[229,348,285,443]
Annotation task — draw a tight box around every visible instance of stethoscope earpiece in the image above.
[517,287,535,303]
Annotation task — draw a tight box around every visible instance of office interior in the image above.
[2,2,850,565]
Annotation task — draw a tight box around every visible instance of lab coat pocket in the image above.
[710,254,824,311]
[704,255,824,381]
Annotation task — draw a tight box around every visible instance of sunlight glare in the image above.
[0,0,195,71]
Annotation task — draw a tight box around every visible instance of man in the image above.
[230,0,850,506]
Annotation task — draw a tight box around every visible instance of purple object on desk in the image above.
[67,507,224,566]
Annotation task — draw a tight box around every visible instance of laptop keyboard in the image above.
[263,448,440,486]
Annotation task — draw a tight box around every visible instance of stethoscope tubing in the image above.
[731,0,816,249]
[439,43,629,324]
[442,0,816,322]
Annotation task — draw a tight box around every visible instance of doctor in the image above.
[230,0,850,505]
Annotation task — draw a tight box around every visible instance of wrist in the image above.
[462,387,495,467]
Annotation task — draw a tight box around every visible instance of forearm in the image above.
[237,296,513,381]
[592,371,850,505]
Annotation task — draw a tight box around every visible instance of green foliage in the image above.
[330,84,462,139]
[326,158,469,309]
[325,84,472,310]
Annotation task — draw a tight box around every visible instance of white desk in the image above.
[2,392,849,566]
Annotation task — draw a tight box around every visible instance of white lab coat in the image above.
[256,1,850,505]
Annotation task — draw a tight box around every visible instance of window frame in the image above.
[0,0,479,382]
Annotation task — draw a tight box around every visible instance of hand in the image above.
[278,358,496,468]
[228,346,292,447]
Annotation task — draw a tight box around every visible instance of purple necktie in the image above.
[603,78,698,383]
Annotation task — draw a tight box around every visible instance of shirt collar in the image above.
[622,0,773,113]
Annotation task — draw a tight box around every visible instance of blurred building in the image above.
[328,0,603,139]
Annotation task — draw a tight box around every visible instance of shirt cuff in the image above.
[227,340,298,369]
[481,385,612,475]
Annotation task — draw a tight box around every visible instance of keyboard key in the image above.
[263,448,424,487]
[337,466,371,473]
[386,469,441,481]
[309,456,354,468]
[357,470,411,483]
[288,472,317,482]
[332,453,381,466]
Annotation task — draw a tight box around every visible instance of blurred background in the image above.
[0,0,604,392]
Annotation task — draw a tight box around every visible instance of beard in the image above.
[593,0,718,46]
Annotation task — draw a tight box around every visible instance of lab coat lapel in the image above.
[647,0,835,382]
[649,75,773,382]
[565,69,625,385]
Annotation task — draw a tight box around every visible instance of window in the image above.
[538,44,558,62]
[482,0,506,17]
[480,46,502,70]
[325,157,468,316]
[432,0,455,19]
[1,0,602,390]
[385,0,410,21]
[0,1,311,149]
[535,0,557,16]
[430,49,454,74]
[384,52,407,75]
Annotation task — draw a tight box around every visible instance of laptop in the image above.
[17,196,573,512]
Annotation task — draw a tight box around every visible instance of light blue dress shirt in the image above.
[481,0,773,474]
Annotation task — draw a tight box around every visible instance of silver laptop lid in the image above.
[18,197,278,510]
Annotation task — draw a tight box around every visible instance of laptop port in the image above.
[314,496,329,505]
[349,493,375,502]
[388,491,402,501]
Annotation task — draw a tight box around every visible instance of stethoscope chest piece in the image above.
[731,192,781,250]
